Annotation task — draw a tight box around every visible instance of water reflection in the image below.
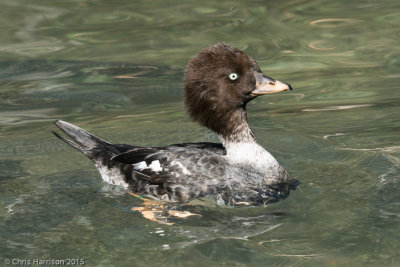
[0,2,66,56]
[309,18,361,28]
[308,40,336,51]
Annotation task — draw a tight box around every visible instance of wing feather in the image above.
[111,143,226,187]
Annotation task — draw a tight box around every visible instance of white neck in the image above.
[217,109,281,175]
[222,141,279,170]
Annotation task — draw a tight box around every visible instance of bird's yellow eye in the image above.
[229,73,239,80]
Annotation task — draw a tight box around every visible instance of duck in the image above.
[53,43,298,206]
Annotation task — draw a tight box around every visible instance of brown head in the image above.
[184,43,291,142]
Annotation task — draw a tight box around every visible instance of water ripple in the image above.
[0,41,65,56]
[308,40,336,51]
[302,104,373,112]
[309,18,361,28]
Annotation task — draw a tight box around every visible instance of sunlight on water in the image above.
[1,0,399,266]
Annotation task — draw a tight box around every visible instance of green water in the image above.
[1,0,399,266]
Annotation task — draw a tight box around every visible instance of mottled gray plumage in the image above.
[53,43,298,206]
[113,144,295,205]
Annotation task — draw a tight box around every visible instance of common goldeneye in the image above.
[53,43,298,206]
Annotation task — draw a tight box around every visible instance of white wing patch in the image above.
[133,160,163,173]
[133,161,148,171]
[148,160,163,172]
[132,159,191,176]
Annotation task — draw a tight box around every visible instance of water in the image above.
[1,0,399,266]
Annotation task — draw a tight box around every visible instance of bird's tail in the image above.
[52,120,120,160]
[53,120,132,188]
